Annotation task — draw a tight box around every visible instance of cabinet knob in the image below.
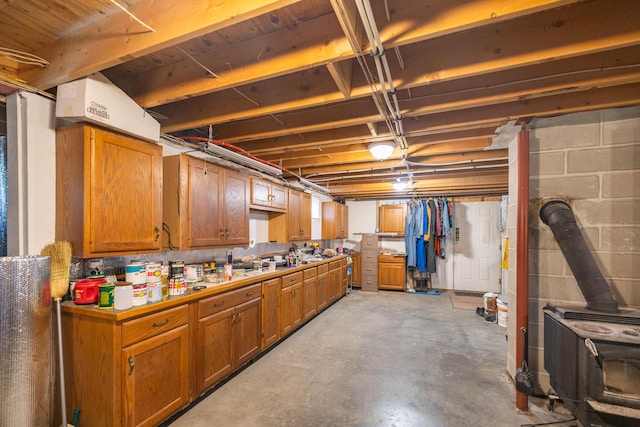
[128,356,135,376]
[154,226,160,242]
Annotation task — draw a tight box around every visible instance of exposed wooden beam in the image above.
[20,0,305,89]
[208,83,640,142]
[159,42,640,134]
[120,0,592,109]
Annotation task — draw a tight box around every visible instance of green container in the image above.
[98,284,115,309]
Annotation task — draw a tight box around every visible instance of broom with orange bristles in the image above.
[41,241,73,427]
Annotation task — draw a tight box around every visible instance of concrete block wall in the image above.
[526,105,640,394]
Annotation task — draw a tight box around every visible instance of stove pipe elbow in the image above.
[539,200,619,313]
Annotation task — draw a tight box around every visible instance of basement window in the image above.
[312,196,320,219]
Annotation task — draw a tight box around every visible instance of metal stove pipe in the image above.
[540,200,619,313]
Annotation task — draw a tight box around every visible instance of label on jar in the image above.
[132,283,148,306]
[146,262,162,283]
[147,282,162,303]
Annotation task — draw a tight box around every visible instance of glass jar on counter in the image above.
[114,282,133,310]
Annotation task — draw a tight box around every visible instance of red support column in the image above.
[515,129,530,411]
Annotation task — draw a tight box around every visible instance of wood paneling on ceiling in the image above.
[1,0,638,199]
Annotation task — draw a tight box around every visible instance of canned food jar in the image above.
[147,282,162,303]
[98,283,115,309]
[170,260,184,277]
[114,282,133,310]
[132,283,148,306]
[146,262,162,283]
[125,264,146,285]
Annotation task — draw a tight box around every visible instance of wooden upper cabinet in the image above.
[56,124,163,257]
[289,190,311,240]
[269,188,311,242]
[380,204,407,236]
[163,154,249,250]
[321,201,348,239]
[250,178,287,212]
[222,168,250,246]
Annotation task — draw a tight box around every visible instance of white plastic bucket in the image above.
[497,298,508,327]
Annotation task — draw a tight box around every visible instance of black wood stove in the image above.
[540,201,640,427]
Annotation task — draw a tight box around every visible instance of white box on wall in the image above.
[55,72,160,142]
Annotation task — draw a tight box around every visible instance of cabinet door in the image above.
[280,282,303,336]
[316,271,329,311]
[287,190,302,241]
[261,278,281,350]
[328,268,341,303]
[340,203,349,238]
[321,202,337,239]
[234,298,261,367]
[378,261,406,291]
[188,157,223,248]
[196,307,235,393]
[122,325,189,427]
[303,277,317,321]
[351,253,361,287]
[251,178,272,207]
[90,127,163,255]
[270,183,288,210]
[280,285,295,336]
[300,192,312,240]
[223,169,250,245]
[380,204,406,236]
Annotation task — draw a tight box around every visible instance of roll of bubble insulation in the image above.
[0,256,51,426]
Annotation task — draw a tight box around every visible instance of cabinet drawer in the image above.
[303,267,317,280]
[362,252,378,262]
[199,284,261,318]
[378,254,404,263]
[329,260,342,270]
[361,234,378,245]
[361,263,377,276]
[281,271,303,288]
[236,283,261,304]
[122,305,189,347]
[317,264,328,274]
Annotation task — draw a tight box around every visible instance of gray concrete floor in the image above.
[167,290,576,427]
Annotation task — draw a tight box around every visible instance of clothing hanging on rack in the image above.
[405,197,454,275]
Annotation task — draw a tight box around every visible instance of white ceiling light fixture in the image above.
[392,180,407,191]
[368,141,396,160]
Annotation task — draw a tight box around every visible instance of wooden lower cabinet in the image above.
[328,260,343,303]
[261,277,281,350]
[303,267,318,321]
[350,253,361,288]
[122,325,190,427]
[281,282,303,336]
[196,284,261,394]
[316,264,329,311]
[60,257,349,426]
[378,255,407,291]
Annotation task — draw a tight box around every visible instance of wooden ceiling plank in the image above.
[210,81,640,143]
[124,0,576,107]
[125,13,352,106]
[19,0,306,89]
[159,43,640,133]
[374,0,585,47]
[157,66,351,133]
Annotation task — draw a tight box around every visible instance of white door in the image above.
[453,201,501,293]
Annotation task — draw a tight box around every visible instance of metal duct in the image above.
[539,200,619,313]
[0,256,51,426]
